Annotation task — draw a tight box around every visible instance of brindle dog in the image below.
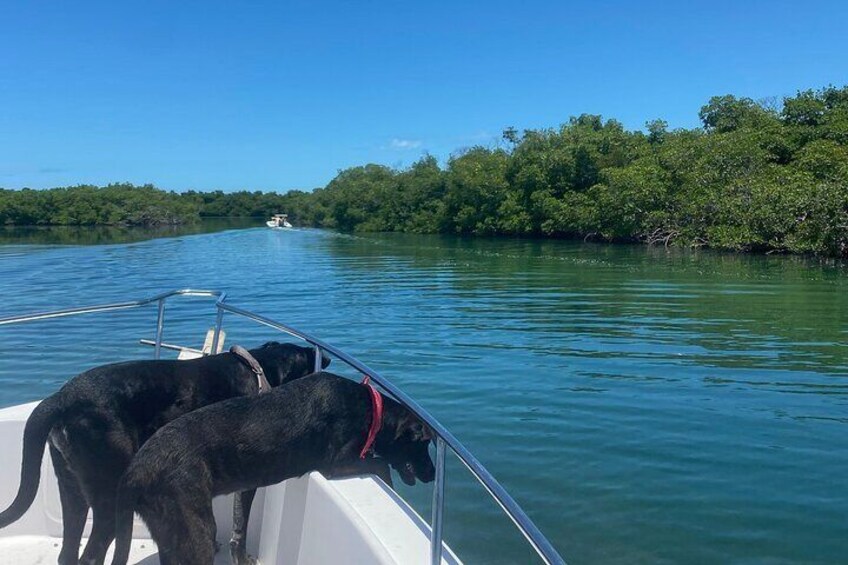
[111,372,435,565]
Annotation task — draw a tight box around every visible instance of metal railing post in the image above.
[211,307,225,355]
[154,299,166,359]
[314,346,323,373]
[430,437,447,565]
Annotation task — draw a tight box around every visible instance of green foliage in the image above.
[318,164,396,232]
[591,159,674,241]
[699,95,778,133]
[793,140,848,181]
[0,184,324,227]
[0,184,198,226]
[443,148,509,234]
[3,84,847,257]
[300,85,848,258]
[383,156,446,233]
[646,119,668,145]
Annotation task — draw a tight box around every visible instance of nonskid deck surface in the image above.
[0,470,459,565]
[0,536,235,565]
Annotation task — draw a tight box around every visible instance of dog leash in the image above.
[230,345,272,394]
[359,375,383,459]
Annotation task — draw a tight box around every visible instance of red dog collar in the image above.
[359,375,383,459]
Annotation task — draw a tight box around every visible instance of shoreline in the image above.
[4,224,844,268]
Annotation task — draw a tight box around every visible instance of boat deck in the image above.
[0,536,164,565]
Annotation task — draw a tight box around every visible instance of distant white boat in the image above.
[266,214,292,229]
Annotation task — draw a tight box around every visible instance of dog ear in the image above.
[395,414,433,442]
[305,347,330,369]
[261,341,280,349]
[394,413,413,441]
[414,421,434,442]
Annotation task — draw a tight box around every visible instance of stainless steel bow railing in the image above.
[0,289,566,565]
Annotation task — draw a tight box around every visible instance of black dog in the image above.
[111,371,435,565]
[0,341,328,565]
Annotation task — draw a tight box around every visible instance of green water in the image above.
[0,228,846,563]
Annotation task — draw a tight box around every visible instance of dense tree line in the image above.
[0,184,198,226]
[308,86,848,258]
[0,185,308,227]
[2,86,846,256]
[182,189,313,219]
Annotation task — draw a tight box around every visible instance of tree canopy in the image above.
[304,86,848,258]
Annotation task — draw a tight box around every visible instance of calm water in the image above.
[0,227,846,564]
[0,217,260,246]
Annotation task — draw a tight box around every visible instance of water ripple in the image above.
[0,229,846,564]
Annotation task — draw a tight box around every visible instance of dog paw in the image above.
[232,554,257,565]
[229,540,257,565]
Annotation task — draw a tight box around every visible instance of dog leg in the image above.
[176,497,218,565]
[229,489,257,565]
[140,497,181,565]
[157,550,176,565]
[78,496,118,565]
[51,445,89,565]
[71,421,136,565]
[139,491,217,565]
[211,510,221,554]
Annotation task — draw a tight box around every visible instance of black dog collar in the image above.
[230,345,272,394]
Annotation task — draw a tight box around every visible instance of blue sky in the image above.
[1,0,847,192]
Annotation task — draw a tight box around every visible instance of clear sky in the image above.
[1,0,847,192]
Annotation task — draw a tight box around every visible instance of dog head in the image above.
[375,408,436,486]
[252,341,331,386]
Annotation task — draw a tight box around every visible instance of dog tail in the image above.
[0,394,63,528]
[111,472,141,565]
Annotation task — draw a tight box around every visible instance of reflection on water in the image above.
[0,218,260,246]
[0,229,846,564]
[323,234,848,374]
